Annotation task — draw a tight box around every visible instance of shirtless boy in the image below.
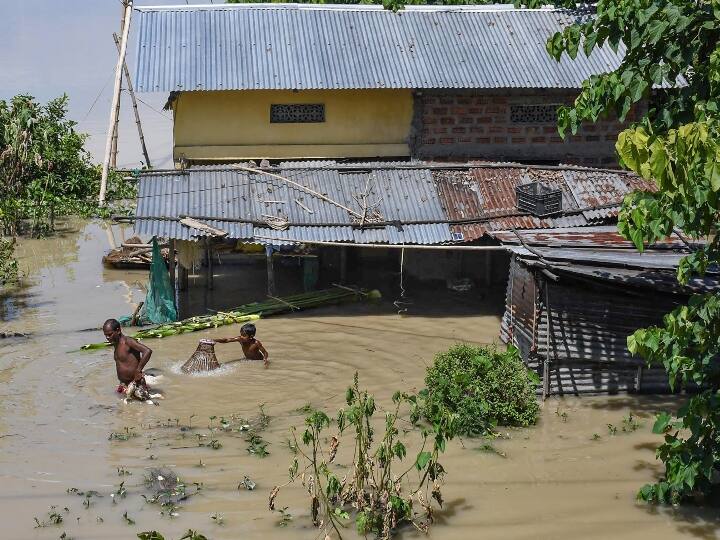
[103,318,153,392]
[212,323,269,367]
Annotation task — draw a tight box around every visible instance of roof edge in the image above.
[134,3,563,13]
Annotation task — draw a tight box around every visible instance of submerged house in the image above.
[133,3,636,167]
[127,3,697,396]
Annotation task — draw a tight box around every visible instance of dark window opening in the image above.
[270,104,325,123]
[510,104,559,123]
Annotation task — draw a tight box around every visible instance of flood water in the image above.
[1,220,719,540]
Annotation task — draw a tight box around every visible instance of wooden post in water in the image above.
[543,283,552,400]
[339,246,347,284]
[266,247,276,296]
[99,0,133,204]
[168,239,177,304]
[206,239,214,291]
[113,32,151,168]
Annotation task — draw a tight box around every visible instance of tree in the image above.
[545,0,720,503]
[0,94,133,237]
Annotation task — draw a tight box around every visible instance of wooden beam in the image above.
[99,0,133,204]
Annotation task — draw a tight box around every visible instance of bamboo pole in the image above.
[99,0,133,205]
[543,283,551,400]
[109,5,127,170]
[113,32,151,168]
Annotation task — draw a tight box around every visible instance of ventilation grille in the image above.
[270,104,325,123]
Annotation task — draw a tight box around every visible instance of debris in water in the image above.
[239,476,256,491]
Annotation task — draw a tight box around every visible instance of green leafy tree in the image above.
[545,0,720,503]
[0,94,134,236]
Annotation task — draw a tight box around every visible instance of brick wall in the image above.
[412,90,641,168]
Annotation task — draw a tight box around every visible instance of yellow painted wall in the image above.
[172,89,413,161]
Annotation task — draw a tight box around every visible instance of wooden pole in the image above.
[113,32,151,168]
[266,248,276,296]
[206,239,214,290]
[109,5,127,170]
[99,0,133,204]
[543,282,551,400]
[339,246,347,284]
[168,239,177,304]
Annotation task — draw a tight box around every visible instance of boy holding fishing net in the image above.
[211,323,269,367]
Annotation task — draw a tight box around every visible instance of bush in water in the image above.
[423,344,540,435]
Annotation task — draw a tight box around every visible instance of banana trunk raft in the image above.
[81,286,380,350]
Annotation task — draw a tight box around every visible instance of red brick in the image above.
[531,136,546,143]
[440,117,456,125]
[605,134,617,141]
[512,137,527,144]
[422,138,436,145]
[524,126,541,135]
[543,126,557,134]
[475,137,491,144]
[439,97,454,105]
[493,136,508,144]
[460,117,474,125]
[493,115,506,122]
[451,107,467,115]
[432,107,448,115]
[468,107,481,114]
[452,127,467,134]
[583,125,597,132]
[439,137,455,144]
[458,136,471,143]
[507,127,522,134]
[456,97,472,105]
[549,137,563,143]
[491,96,508,104]
[423,97,438,105]
[474,96,490,105]
[433,127,447,134]
[477,117,492,123]
[469,126,485,134]
[423,117,437,125]
[570,136,583,143]
[489,126,504,134]
[485,105,505,114]
[585,135,600,142]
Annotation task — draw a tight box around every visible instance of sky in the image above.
[0,0,197,169]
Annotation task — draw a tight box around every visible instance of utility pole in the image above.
[100,0,133,205]
[109,4,127,170]
[113,32,151,168]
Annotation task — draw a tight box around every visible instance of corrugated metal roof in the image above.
[133,4,625,92]
[133,162,656,245]
[490,226,686,249]
[133,165,453,244]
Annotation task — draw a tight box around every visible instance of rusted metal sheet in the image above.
[490,226,685,249]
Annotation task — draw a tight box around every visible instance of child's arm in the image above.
[213,335,244,344]
[256,340,269,367]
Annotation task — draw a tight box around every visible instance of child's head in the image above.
[240,323,257,338]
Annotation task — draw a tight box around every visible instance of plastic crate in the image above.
[515,182,562,217]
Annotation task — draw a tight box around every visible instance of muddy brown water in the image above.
[1,220,719,540]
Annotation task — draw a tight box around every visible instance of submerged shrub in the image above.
[0,238,19,286]
[423,344,540,435]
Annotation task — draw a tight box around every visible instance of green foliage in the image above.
[273,373,458,539]
[545,0,720,504]
[0,238,19,286]
[0,94,136,236]
[423,344,539,436]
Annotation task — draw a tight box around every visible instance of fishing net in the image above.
[138,237,178,325]
[182,339,220,373]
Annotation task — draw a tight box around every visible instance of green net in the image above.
[139,237,178,324]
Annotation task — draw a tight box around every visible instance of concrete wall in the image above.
[172,89,413,162]
[411,90,642,168]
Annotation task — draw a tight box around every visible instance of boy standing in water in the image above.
[103,318,153,394]
[212,323,269,367]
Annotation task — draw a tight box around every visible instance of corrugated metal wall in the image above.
[501,257,681,396]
